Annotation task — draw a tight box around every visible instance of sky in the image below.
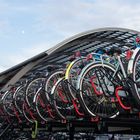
[0,0,140,72]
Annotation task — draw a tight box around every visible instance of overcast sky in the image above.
[0,0,140,72]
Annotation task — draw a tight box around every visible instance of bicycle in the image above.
[76,46,140,118]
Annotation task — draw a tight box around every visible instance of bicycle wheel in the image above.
[52,77,76,120]
[25,77,46,108]
[2,91,15,117]
[77,62,121,118]
[22,101,36,123]
[45,70,64,101]
[33,87,56,122]
[128,48,140,105]
[13,86,25,114]
[0,92,8,122]
[65,57,86,99]
[24,77,46,122]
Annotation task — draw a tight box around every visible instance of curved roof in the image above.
[0,27,139,90]
[47,27,139,55]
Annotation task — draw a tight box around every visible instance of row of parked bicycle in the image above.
[0,39,140,124]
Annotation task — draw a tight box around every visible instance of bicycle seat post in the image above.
[117,55,127,78]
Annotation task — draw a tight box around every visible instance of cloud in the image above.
[20,42,54,58]
[0,66,6,72]
[0,40,58,72]
[1,0,140,73]
[33,0,140,34]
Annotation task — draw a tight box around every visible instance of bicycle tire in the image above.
[33,87,56,122]
[128,48,140,106]
[13,86,24,114]
[77,62,121,118]
[52,77,75,120]
[25,77,46,108]
[45,70,64,101]
[65,57,86,99]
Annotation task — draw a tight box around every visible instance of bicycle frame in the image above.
[128,47,140,74]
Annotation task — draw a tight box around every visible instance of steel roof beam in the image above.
[1,56,47,91]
